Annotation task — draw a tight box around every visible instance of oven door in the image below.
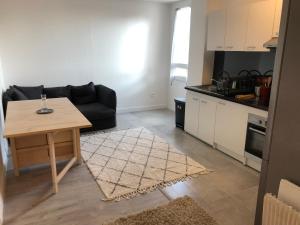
[245,123,266,159]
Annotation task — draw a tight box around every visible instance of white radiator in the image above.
[263,194,300,225]
[279,180,300,212]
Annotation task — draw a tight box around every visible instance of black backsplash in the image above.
[213,50,276,80]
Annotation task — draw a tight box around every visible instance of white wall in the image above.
[0,55,7,225]
[188,0,214,86]
[0,0,172,113]
[168,0,214,110]
[0,58,8,169]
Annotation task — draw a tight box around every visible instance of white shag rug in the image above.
[81,127,210,201]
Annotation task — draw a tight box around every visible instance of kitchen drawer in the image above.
[55,142,74,160]
[17,146,49,168]
[15,134,48,150]
[17,142,74,168]
[54,130,73,143]
[15,130,73,150]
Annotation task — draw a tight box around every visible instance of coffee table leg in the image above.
[10,138,20,176]
[47,133,58,193]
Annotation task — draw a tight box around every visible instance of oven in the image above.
[245,114,267,159]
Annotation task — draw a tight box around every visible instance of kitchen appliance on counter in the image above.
[255,70,273,106]
[212,69,273,105]
[245,114,267,171]
[212,70,257,97]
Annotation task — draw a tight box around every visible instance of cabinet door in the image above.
[214,100,248,157]
[207,10,226,51]
[273,0,283,37]
[245,0,276,52]
[184,92,200,137]
[225,5,249,51]
[198,97,217,146]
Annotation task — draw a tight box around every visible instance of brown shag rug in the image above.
[104,196,218,225]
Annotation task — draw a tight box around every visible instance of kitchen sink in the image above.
[191,85,225,96]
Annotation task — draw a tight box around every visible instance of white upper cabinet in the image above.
[207,10,226,51]
[225,5,249,51]
[245,0,276,52]
[273,0,283,37]
[207,0,280,52]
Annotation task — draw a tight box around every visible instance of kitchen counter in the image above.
[185,85,269,111]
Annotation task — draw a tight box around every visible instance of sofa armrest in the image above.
[2,90,13,118]
[95,85,117,110]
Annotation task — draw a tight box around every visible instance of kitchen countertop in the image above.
[185,85,269,111]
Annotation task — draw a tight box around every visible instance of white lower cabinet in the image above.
[185,92,200,137]
[214,100,248,160]
[197,97,217,146]
[184,91,267,163]
[185,92,217,145]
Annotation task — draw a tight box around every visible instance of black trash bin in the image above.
[174,97,186,129]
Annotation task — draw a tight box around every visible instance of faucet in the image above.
[211,79,222,84]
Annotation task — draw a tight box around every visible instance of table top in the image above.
[4,98,92,138]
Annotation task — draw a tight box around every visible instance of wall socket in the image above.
[150,93,156,98]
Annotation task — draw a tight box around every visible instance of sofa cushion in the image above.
[13,85,44,100]
[44,86,72,99]
[76,102,115,121]
[71,82,97,105]
[9,87,28,101]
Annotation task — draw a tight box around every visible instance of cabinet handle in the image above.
[218,101,226,106]
[201,100,208,104]
[247,46,256,49]
[226,46,234,49]
[216,46,223,49]
[192,97,198,101]
[249,127,266,136]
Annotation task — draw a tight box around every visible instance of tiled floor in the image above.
[4,109,259,225]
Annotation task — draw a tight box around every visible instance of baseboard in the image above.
[168,106,175,112]
[214,143,246,164]
[117,104,167,114]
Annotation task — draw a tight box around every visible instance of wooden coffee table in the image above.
[4,98,92,193]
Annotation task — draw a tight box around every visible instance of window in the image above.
[170,7,191,80]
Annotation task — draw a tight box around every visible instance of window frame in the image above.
[170,6,192,82]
